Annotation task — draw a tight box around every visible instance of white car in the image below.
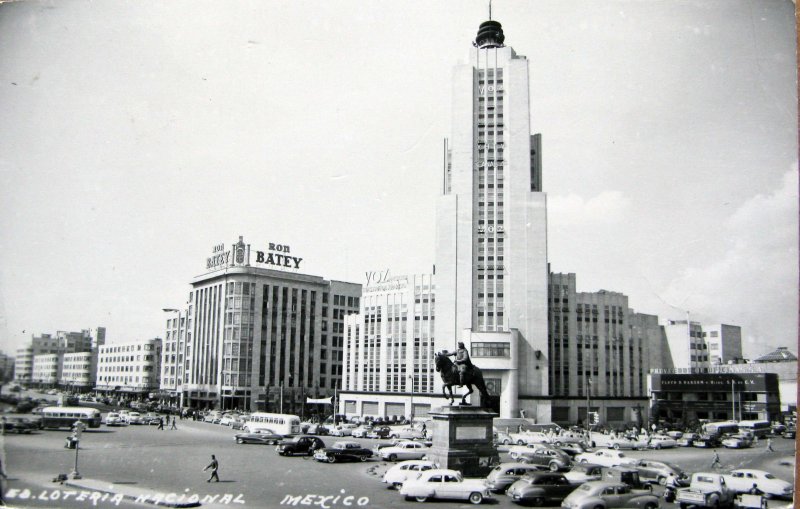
[564,463,604,484]
[510,431,552,445]
[399,468,493,504]
[219,414,240,426]
[382,460,438,488]
[604,437,647,450]
[330,424,356,436]
[104,412,126,426]
[126,412,144,425]
[724,469,793,499]
[378,441,431,461]
[387,426,425,440]
[647,436,677,449]
[575,450,636,468]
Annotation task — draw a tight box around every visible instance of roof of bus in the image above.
[42,406,99,413]
[248,412,300,418]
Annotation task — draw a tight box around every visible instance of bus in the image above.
[701,421,739,437]
[40,406,102,429]
[736,420,771,438]
[243,413,301,436]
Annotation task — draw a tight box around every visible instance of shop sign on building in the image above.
[207,243,231,270]
[254,242,302,270]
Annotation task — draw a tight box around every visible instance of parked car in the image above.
[351,425,372,438]
[1,417,36,434]
[230,418,247,430]
[276,435,325,456]
[558,443,587,458]
[126,412,144,425]
[721,434,753,449]
[781,427,796,439]
[494,430,514,446]
[387,426,424,440]
[677,432,700,447]
[313,441,372,463]
[647,435,677,449]
[605,437,647,450]
[306,424,330,436]
[676,472,737,509]
[366,426,392,439]
[512,445,572,472]
[399,468,494,504]
[564,463,603,485]
[382,460,438,489]
[104,412,126,426]
[693,434,721,448]
[631,459,689,486]
[378,440,431,461]
[219,414,240,426]
[484,463,542,493]
[560,481,659,509]
[234,430,283,445]
[143,413,161,425]
[330,424,357,436]
[575,450,636,468]
[510,431,552,446]
[601,467,651,491]
[506,472,576,506]
[723,469,793,499]
[665,430,684,439]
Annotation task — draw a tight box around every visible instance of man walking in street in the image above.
[204,455,219,482]
[170,416,177,430]
[766,437,774,452]
[711,449,721,469]
[157,417,164,430]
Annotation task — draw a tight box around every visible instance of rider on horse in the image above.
[445,342,472,387]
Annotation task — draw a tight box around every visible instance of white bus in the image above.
[243,413,301,436]
[40,406,102,429]
[736,420,771,438]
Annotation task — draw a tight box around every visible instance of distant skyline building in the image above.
[165,236,360,412]
[662,320,743,370]
[434,19,549,419]
[14,328,103,386]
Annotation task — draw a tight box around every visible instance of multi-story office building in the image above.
[166,237,360,412]
[548,272,657,426]
[15,329,102,385]
[95,338,162,399]
[0,352,14,382]
[32,354,62,387]
[435,19,549,420]
[340,273,436,420]
[160,308,189,407]
[60,351,96,392]
[14,347,33,384]
[662,320,743,370]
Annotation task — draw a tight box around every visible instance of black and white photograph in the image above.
[0,1,796,508]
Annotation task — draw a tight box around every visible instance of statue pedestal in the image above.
[427,406,499,477]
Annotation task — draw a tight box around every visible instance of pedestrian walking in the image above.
[711,449,721,469]
[204,455,219,482]
[157,417,164,430]
[766,438,774,452]
[170,416,177,430]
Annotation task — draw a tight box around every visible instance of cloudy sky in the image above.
[0,0,796,358]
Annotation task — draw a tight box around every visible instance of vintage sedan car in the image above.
[143,413,161,425]
[781,427,796,439]
[230,417,247,430]
[378,440,431,461]
[383,460,438,488]
[551,433,589,447]
[721,434,753,449]
[605,437,647,450]
[575,450,636,468]
[507,472,576,506]
[234,429,283,445]
[399,468,493,504]
[665,430,684,439]
[646,435,677,449]
[104,412,126,426]
[2,417,36,434]
[484,463,542,492]
[558,443,588,458]
[219,414,240,426]
[126,412,144,425]
[724,469,793,499]
[676,432,700,447]
[387,426,424,440]
[564,463,603,485]
[560,481,659,509]
[366,426,392,439]
[510,431,553,446]
[512,445,572,472]
[276,435,325,456]
[313,441,372,463]
[494,430,514,446]
[351,425,372,438]
[631,459,689,486]
[329,424,357,436]
[692,434,721,448]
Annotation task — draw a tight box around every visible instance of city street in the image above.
[2,414,795,508]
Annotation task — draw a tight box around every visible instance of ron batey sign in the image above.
[255,243,302,270]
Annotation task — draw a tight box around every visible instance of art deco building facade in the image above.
[96,338,162,397]
[164,237,360,412]
[435,20,548,419]
[60,351,96,391]
[340,273,437,419]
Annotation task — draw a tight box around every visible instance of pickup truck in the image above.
[676,472,736,509]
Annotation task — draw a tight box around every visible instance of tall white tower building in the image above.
[435,20,549,420]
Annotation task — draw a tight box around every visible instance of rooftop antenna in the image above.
[489,0,492,20]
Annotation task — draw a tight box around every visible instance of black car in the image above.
[692,434,721,448]
[367,426,392,439]
[2,417,37,434]
[782,427,796,439]
[276,435,325,456]
[313,441,372,463]
[234,430,283,445]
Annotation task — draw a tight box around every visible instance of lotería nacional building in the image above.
[434,18,549,419]
[161,237,360,413]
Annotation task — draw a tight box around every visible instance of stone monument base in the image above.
[427,406,499,477]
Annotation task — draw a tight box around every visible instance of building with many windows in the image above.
[434,18,549,419]
[163,237,361,413]
[160,307,189,407]
[60,351,97,392]
[548,272,657,426]
[95,338,162,400]
[15,329,104,387]
[340,273,436,420]
[662,320,743,369]
[32,354,62,387]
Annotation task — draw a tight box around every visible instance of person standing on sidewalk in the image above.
[204,455,219,482]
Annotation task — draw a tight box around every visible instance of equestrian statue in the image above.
[435,342,492,407]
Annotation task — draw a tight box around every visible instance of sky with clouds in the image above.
[0,0,796,358]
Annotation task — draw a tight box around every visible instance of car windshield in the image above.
[763,473,776,479]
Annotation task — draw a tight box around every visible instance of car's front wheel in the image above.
[613,444,620,450]
[360,455,368,462]
[389,454,397,462]
[236,438,244,444]
[468,492,483,505]
[415,497,428,503]
[548,461,559,472]
[327,456,336,464]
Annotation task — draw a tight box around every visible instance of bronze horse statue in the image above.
[435,351,492,407]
